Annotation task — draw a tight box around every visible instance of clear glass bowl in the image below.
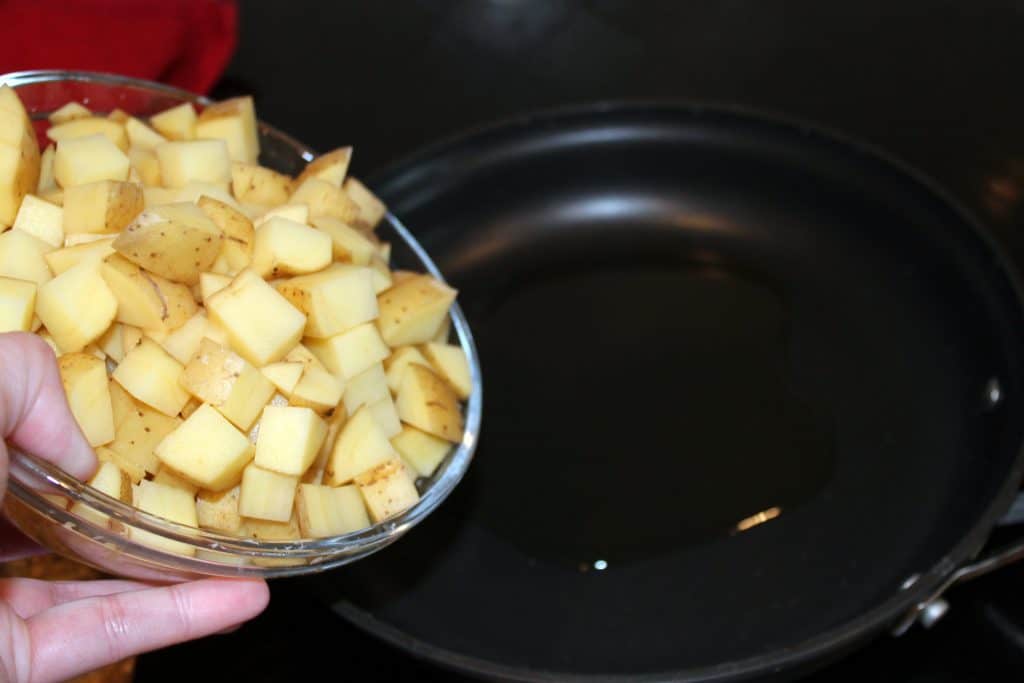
[0,71,482,581]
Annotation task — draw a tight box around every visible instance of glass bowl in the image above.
[0,70,482,581]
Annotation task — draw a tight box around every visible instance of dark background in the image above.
[139,1,1024,680]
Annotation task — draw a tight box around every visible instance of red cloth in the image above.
[0,0,238,94]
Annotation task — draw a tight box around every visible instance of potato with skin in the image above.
[343,177,387,231]
[180,337,276,431]
[294,147,351,188]
[35,259,118,353]
[231,162,292,206]
[290,177,358,222]
[63,180,143,234]
[355,457,420,523]
[113,202,224,284]
[377,274,457,347]
[197,194,254,273]
[57,352,115,447]
[100,254,198,333]
[396,363,464,443]
[196,485,242,533]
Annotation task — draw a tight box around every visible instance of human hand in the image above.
[0,332,269,682]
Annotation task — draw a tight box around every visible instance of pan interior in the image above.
[308,109,1024,677]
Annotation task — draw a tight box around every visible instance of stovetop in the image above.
[136,1,1024,679]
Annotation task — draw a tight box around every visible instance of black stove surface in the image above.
[139,1,1024,679]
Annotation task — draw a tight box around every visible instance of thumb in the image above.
[0,332,97,485]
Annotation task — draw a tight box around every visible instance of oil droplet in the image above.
[985,377,1003,409]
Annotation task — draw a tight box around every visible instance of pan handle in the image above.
[892,491,1024,636]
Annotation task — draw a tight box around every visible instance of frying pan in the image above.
[305,104,1024,680]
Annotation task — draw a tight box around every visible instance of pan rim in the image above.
[333,100,1024,682]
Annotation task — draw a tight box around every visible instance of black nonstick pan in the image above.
[305,104,1024,681]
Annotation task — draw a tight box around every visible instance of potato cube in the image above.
[153,466,199,496]
[391,425,451,478]
[95,322,125,362]
[37,145,56,194]
[63,180,143,234]
[0,277,35,332]
[275,263,377,338]
[383,346,429,393]
[295,147,351,188]
[343,177,386,230]
[420,342,472,400]
[196,485,242,533]
[377,274,457,347]
[72,461,132,528]
[197,194,254,274]
[239,464,298,522]
[95,445,144,485]
[57,352,115,447]
[0,230,53,285]
[131,480,198,556]
[296,483,369,538]
[206,268,306,366]
[36,259,117,352]
[231,162,291,206]
[125,147,161,187]
[124,116,168,150]
[355,457,420,523]
[159,311,223,363]
[367,396,402,438]
[252,406,327,477]
[150,103,196,140]
[254,202,308,228]
[240,513,300,541]
[310,215,375,265]
[251,216,332,278]
[288,365,344,414]
[302,409,346,485]
[100,254,197,333]
[154,139,230,189]
[180,338,275,430]
[155,403,253,491]
[12,194,63,246]
[0,90,40,227]
[290,177,358,222]
[48,101,91,125]
[342,362,389,415]
[113,338,190,416]
[324,405,397,486]
[196,96,259,163]
[396,363,463,443]
[54,134,129,188]
[367,254,393,294]
[432,315,452,343]
[47,117,128,152]
[306,323,389,380]
[258,359,301,393]
[113,202,223,284]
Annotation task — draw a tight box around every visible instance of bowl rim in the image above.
[0,69,483,567]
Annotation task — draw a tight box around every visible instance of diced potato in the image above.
[396,363,464,443]
[12,194,64,246]
[355,457,420,523]
[124,117,167,150]
[96,322,126,362]
[254,202,308,227]
[288,365,344,414]
[377,274,457,347]
[197,195,254,273]
[295,147,351,188]
[48,101,91,125]
[113,202,223,284]
[432,315,452,343]
[367,396,401,438]
[420,342,472,400]
[367,254,393,294]
[159,311,223,363]
[0,125,41,227]
[240,513,300,541]
[260,361,303,394]
[112,338,190,416]
[57,352,115,446]
[275,263,377,338]
[100,254,197,333]
[198,272,231,303]
[383,346,429,393]
[196,96,259,163]
[121,324,143,354]
[131,480,198,556]
[47,117,128,152]
[302,408,346,485]
[153,465,199,496]
[391,425,452,478]
[343,177,387,230]
[296,483,369,538]
[342,362,389,415]
[154,403,253,491]
[310,215,375,266]
[0,277,36,332]
[196,485,242,533]
[36,259,118,352]
[180,338,275,430]
[231,162,291,206]
[324,405,397,486]
[37,145,56,194]
[173,180,235,206]
[306,322,390,380]
[285,343,327,371]
[0,230,53,285]
[73,461,131,528]
[127,147,162,187]
[155,140,231,188]
[206,268,306,366]
[54,134,129,188]
[107,378,135,426]
[253,405,327,476]
[290,178,358,222]
[251,216,331,278]
[150,103,197,141]
[97,445,146,485]
[63,180,143,234]
[238,464,297,522]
